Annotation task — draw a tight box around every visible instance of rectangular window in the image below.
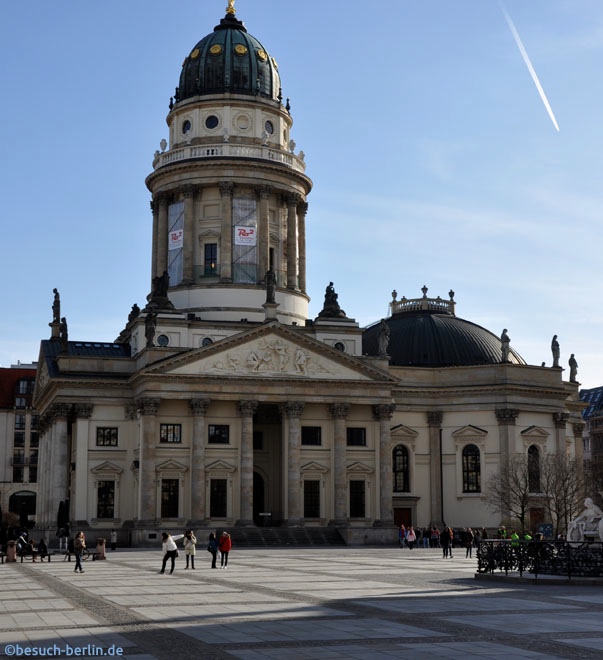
[204,243,218,276]
[301,426,322,446]
[208,425,229,444]
[161,479,179,518]
[304,480,320,518]
[29,467,37,483]
[13,432,25,448]
[13,450,26,465]
[30,432,39,448]
[160,424,182,443]
[346,427,367,447]
[210,479,227,517]
[97,480,115,519]
[31,416,39,431]
[14,414,26,430]
[12,466,24,483]
[15,397,27,409]
[29,450,38,465]
[96,427,118,447]
[349,480,366,518]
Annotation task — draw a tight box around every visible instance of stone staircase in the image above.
[211,526,346,547]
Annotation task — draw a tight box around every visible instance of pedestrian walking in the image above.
[184,529,197,569]
[218,531,232,568]
[110,529,117,551]
[159,532,184,574]
[465,528,474,558]
[398,524,406,548]
[74,531,86,573]
[207,532,219,568]
[406,526,416,550]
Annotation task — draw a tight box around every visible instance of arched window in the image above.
[528,445,541,492]
[462,444,481,493]
[392,445,410,492]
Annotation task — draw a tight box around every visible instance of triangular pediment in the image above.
[347,461,373,474]
[91,461,123,475]
[521,426,549,439]
[155,459,188,473]
[301,461,329,474]
[452,425,488,438]
[205,459,237,473]
[391,424,419,438]
[144,322,394,383]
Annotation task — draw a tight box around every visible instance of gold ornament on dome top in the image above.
[190,48,200,59]
[209,44,223,55]
[256,49,268,61]
[234,44,248,56]
[226,0,236,15]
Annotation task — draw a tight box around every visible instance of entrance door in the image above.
[253,404,283,525]
[253,472,265,526]
[394,507,412,527]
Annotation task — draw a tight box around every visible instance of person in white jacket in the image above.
[159,532,184,574]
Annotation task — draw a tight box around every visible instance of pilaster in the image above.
[136,398,160,526]
[281,402,305,526]
[330,403,350,525]
[373,403,396,526]
[189,398,210,525]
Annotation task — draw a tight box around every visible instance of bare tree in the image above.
[485,455,532,534]
[541,452,584,537]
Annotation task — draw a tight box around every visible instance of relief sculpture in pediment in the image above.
[210,338,333,377]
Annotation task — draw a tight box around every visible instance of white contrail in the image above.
[501,4,560,132]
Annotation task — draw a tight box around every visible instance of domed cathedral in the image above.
[33,4,583,546]
[145,2,311,327]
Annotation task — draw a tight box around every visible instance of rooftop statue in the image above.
[378,319,390,357]
[551,335,560,367]
[500,329,511,363]
[567,497,603,542]
[52,288,61,324]
[317,282,347,319]
[569,354,578,382]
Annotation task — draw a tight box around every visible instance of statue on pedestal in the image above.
[569,354,578,382]
[52,288,61,324]
[568,497,603,542]
[265,268,276,304]
[551,335,560,367]
[378,319,390,357]
[317,282,347,319]
[500,329,511,363]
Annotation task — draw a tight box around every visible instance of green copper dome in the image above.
[176,11,282,103]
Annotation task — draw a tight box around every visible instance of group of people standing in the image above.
[160,529,232,574]
[398,524,488,559]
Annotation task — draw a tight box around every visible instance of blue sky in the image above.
[1,1,602,388]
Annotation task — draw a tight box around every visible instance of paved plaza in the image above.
[1,546,603,659]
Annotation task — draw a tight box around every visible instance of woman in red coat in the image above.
[218,531,232,569]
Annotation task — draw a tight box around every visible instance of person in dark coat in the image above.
[208,532,219,569]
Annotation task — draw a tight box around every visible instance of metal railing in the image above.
[477,539,603,579]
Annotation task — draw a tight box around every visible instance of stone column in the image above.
[281,402,305,526]
[237,400,258,526]
[495,408,519,473]
[330,403,350,525]
[36,414,52,527]
[373,403,396,526]
[297,201,308,294]
[73,404,93,524]
[257,186,271,280]
[150,198,159,280]
[219,182,234,282]
[48,404,71,532]
[573,421,585,481]
[156,194,169,276]
[182,186,196,284]
[427,411,444,528]
[189,398,210,524]
[553,412,570,454]
[286,193,300,289]
[137,398,160,526]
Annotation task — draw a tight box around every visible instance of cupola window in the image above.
[205,115,219,130]
[182,120,192,134]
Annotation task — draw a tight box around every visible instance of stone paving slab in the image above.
[1,547,603,658]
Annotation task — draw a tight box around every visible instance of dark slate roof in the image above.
[580,386,603,420]
[362,311,526,368]
[177,11,281,102]
[40,340,131,378]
